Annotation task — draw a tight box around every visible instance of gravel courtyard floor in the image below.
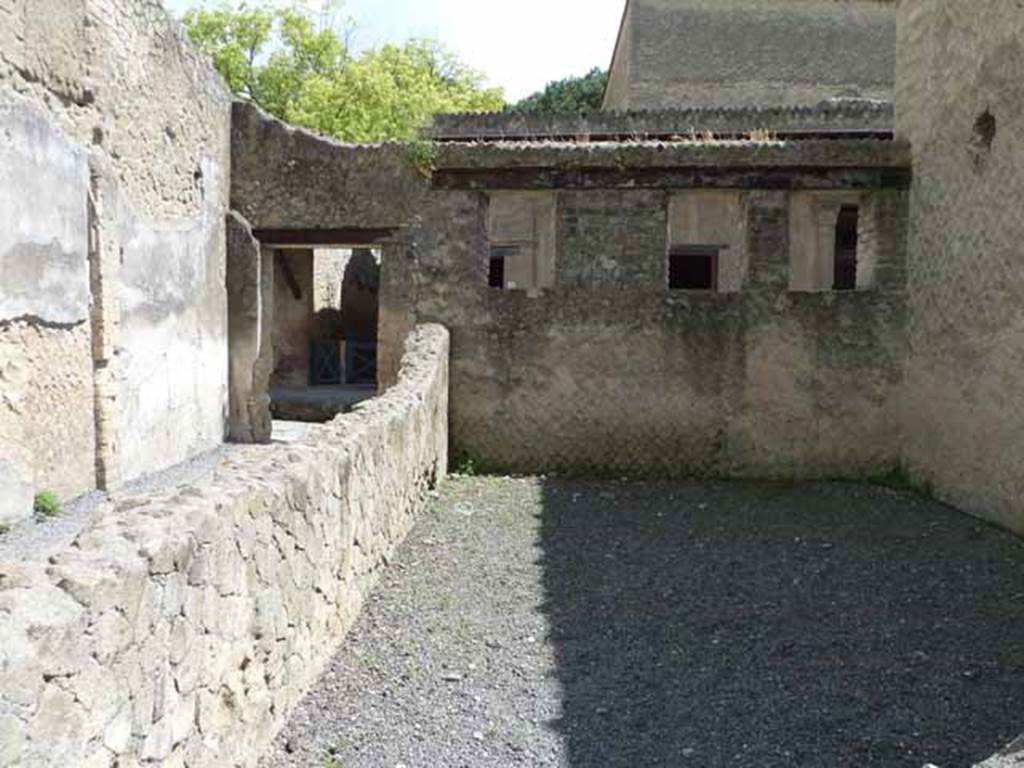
[260,477,1024,768]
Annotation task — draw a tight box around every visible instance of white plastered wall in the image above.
[668,191,748,292]
[487,192,557,293]
[789,191,877,292]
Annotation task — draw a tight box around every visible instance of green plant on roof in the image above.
[407,138,438,178]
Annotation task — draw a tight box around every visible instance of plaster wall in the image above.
[113,170,229,481]
[487,192,557,291]
[0,0,231,511]
[0,95,95,521]
[669,191,748,292]
[314,249,347,313]
[314,249,381,344]
[272,250,316,388]
[896,0,1024,532]
[789,191,871,292]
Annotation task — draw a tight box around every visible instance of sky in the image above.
[163,0,625,101]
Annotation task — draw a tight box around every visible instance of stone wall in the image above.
[232,104,911,479]
[896,0,1024,533]
[412,140,909,477]
[226,213,272,444]
[0,0,231,520]
[432,186,908,478]
[0,324,449,768]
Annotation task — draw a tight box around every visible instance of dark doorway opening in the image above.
[268,243,381,422]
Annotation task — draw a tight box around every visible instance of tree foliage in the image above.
[183,1,504,142]
[508,68,608,115]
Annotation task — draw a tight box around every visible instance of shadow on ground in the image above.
[538,480,1024,768]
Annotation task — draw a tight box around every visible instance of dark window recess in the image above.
[488,257,505,289]
[488,245,517,289]
[669,247,719,291]
[833,205,859,291]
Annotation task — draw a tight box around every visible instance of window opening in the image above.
[489,245,517,289]
[833,205,859,291]
[669,246,719,291]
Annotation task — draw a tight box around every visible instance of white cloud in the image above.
[164,0,625,101]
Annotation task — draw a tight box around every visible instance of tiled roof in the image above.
[604,0,896,111]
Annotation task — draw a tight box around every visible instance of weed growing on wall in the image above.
[407,139,438,178]
[33,490,62,520]
[867,464,933,498]
[454,455,480,477]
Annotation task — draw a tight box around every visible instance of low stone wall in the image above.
[0,324,449,768]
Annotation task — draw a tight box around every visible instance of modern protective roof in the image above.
[602,0,897,111]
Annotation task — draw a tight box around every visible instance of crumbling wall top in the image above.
[428,101,895,142]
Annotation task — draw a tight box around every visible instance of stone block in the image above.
[0,457,33,525]
[102,708,132,754]
[140,716,173,762]
[0,714,23,768]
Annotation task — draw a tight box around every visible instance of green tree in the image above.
[508,68,608,115]
[183,2,504,143]
[183,3,275,102]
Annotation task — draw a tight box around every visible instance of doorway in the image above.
[267,244,382,422]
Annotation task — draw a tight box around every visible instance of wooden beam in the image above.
[253,228,397,246]
[431,166,912,191]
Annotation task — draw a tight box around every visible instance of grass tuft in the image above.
[33,490,62,520]
[866,464,933,497]
[453,455,479,477]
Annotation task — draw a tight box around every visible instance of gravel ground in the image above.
[0,446,227,563]
[260,477,1024,768]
